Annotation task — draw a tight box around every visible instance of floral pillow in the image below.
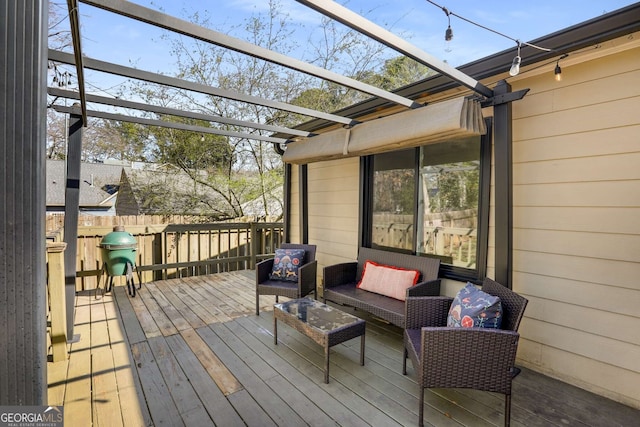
[269,248,306,282]
[447,282,503,328]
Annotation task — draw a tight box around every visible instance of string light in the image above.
[509,42,522,76]
[443,7,453,41]
[425,0,554,75]
[554,54,568,81]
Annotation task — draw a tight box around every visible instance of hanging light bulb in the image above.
[444,7,453,41]
[445,25,453,42]
[442,7,453,52]
[554,62,562,81]
[509,56,521,76]
[509,42,522,76]
[554,54,568,82]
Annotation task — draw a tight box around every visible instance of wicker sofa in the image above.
[322,247,441,328]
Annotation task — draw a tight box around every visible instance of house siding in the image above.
[509,43,640,408]
[285,35,640,409]
[288,165,301,244]
[307,158,360,294]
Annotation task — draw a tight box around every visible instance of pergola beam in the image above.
[48,49,355,126]
[66,0,88,126]
[79,0,422,109]
[48,87,312,138]
[52,105,289,144]
[296,0,494,99]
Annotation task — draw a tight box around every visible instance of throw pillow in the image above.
[269,248,306,282]
[447,282,503,328]
[357,260,420,301]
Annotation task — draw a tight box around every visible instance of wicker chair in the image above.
[403,278,528,427]
[255,243,317,315]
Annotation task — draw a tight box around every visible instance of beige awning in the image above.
[283,97,486,164]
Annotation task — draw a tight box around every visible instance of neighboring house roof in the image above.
[46,160,129,209]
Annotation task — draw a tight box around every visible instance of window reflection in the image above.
[417,137,480,268]
[370,137,481,268]
[372,149,415,250]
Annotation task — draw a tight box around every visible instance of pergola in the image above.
[3,0,637,406]
[49,0,523,364]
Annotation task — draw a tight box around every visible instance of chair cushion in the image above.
[356,260,420,301]
[269,248,306,282]
[447,282,503,328]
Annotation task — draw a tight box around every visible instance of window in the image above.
[363,125,491,281]
[371,149,415,250]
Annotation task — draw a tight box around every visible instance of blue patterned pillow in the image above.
[269,248,306,282]
[447,282,503,328]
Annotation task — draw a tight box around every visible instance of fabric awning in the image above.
[282,97,486,164]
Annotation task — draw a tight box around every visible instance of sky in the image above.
[49,0,637,98]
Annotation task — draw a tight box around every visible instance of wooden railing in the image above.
[44,220,283,361]
[70,221,283,291]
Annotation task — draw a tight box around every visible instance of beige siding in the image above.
[288,165,301,243]
[287,35,640,409]
[307,158,360,292]
[509,42,640,407]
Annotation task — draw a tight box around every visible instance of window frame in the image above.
[360,119,492,283]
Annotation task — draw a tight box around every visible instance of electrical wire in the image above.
[425,0,554,52]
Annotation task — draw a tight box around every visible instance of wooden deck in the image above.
[48,271,639,426]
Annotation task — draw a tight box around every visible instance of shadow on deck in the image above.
[47,270,639,426]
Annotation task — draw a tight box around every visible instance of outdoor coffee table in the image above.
[273,297,365,383]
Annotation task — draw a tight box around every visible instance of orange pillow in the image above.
[357,260,420,301]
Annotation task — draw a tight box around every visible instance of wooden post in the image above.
[250,222,258,269]
[47,242,68,362]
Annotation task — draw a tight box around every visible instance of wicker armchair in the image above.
[403,278,528,427]
[255,243,317,315]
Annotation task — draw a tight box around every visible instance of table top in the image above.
[274,298,364,333]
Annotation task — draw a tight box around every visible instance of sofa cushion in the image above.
[270,248,306,282]
[356,260,420,301]
[447,282,502,328]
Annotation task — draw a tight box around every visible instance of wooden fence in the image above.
[48,217,284,291]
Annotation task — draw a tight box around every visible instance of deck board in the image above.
[154,279,208,329]
[131,340,185,427]
[63,295,94,427]
[181,327,243,396]
[48,271,640,426]
[147,336,215,426]
[164,333,246,427]
[199,324,308,427]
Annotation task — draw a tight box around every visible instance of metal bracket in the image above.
[480,88,530,107]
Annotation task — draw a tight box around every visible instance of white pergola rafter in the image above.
[49,49,355,127]
[296,0,494,98]
[50,0,501,140]
[48,87,313,138]
[51,104,289,144]
[79,0,423,110]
